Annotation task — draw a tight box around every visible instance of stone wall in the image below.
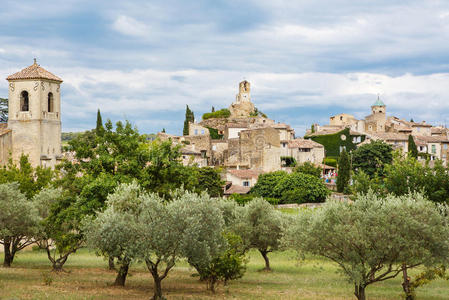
[0,130,12,166]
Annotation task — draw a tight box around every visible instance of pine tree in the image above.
[96,109,104,136]
[337,149,350,193]
[162,128,166,133]
[408,135,418,159]
[183,105,195,136]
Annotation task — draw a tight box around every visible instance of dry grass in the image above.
[1,249,449,299]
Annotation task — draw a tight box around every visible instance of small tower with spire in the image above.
[371,95,386,115]
[5,59,63,168]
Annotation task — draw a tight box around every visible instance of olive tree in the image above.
[237,198,285,271]
[177,193,245,292]
[286,192,449,300]
[132,191,228,299]
[0,183,40,267]
[83,182,145,285]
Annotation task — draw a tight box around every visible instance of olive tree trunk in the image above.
[402,264,414,300]
[354,284,366,300]
[3,241,13,267]
[259,249,271,271]
[146,258,174,300]
[113,261,130,286]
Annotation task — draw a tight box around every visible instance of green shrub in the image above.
[202,109,231,120]
[229,193,255,205]
[250,171,288,198]
[323,157,337,167]
[273,173,330,204]
[198,232,247,292]
[230,194,279,206]
[295,162,322,177]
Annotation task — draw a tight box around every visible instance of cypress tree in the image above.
[408,135,418,159]
[337,149,350,193]
[183,105,195,136]
[96,109,104,136]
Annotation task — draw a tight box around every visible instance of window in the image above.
[340,116,343,121]
[194,129,198,135]
[282,143,286,148]
[243,181,250,187]
[444,144,448,150]
[201,130,205,135]
[48,92,54,112]
[20,91,29,111]
[432,145,436,154]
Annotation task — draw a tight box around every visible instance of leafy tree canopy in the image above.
[352,140,393,177]
[294,162,322,178]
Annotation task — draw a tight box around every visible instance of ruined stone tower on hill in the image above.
[229,80,255,118]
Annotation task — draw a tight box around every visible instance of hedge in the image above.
[202,108,231,120]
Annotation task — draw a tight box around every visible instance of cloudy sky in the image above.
[1,0,449,135]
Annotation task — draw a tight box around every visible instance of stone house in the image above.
[189,122,209,136]
[287,138,325,165]
[181,147,208,167]
[226,127,281,172]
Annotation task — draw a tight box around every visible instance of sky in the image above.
[1,0,449,135]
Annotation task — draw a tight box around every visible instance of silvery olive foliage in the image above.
[0,182,40,267]
[285,191,449,300]
[84,183,234,299]
[83,182,144,285]
[236,198,286,271]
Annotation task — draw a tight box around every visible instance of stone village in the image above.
[2,61,449,195]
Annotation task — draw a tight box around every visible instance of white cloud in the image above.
[112,15,150,37]
[46,65,449,133]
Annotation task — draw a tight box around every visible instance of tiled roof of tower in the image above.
[372,96,385,107]
[6,60,63,82]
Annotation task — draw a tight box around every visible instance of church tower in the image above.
[366,96,387,132]
[371,95,386,115]
[6,59,63,168]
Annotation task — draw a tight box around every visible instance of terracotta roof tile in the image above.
[228,169,261,179]
[7,61,63,82]
[223,185,251,195]
[288,138,324,149]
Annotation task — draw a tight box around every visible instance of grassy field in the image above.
[1,249,449,299]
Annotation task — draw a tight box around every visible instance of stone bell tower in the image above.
[6,59,63,168]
